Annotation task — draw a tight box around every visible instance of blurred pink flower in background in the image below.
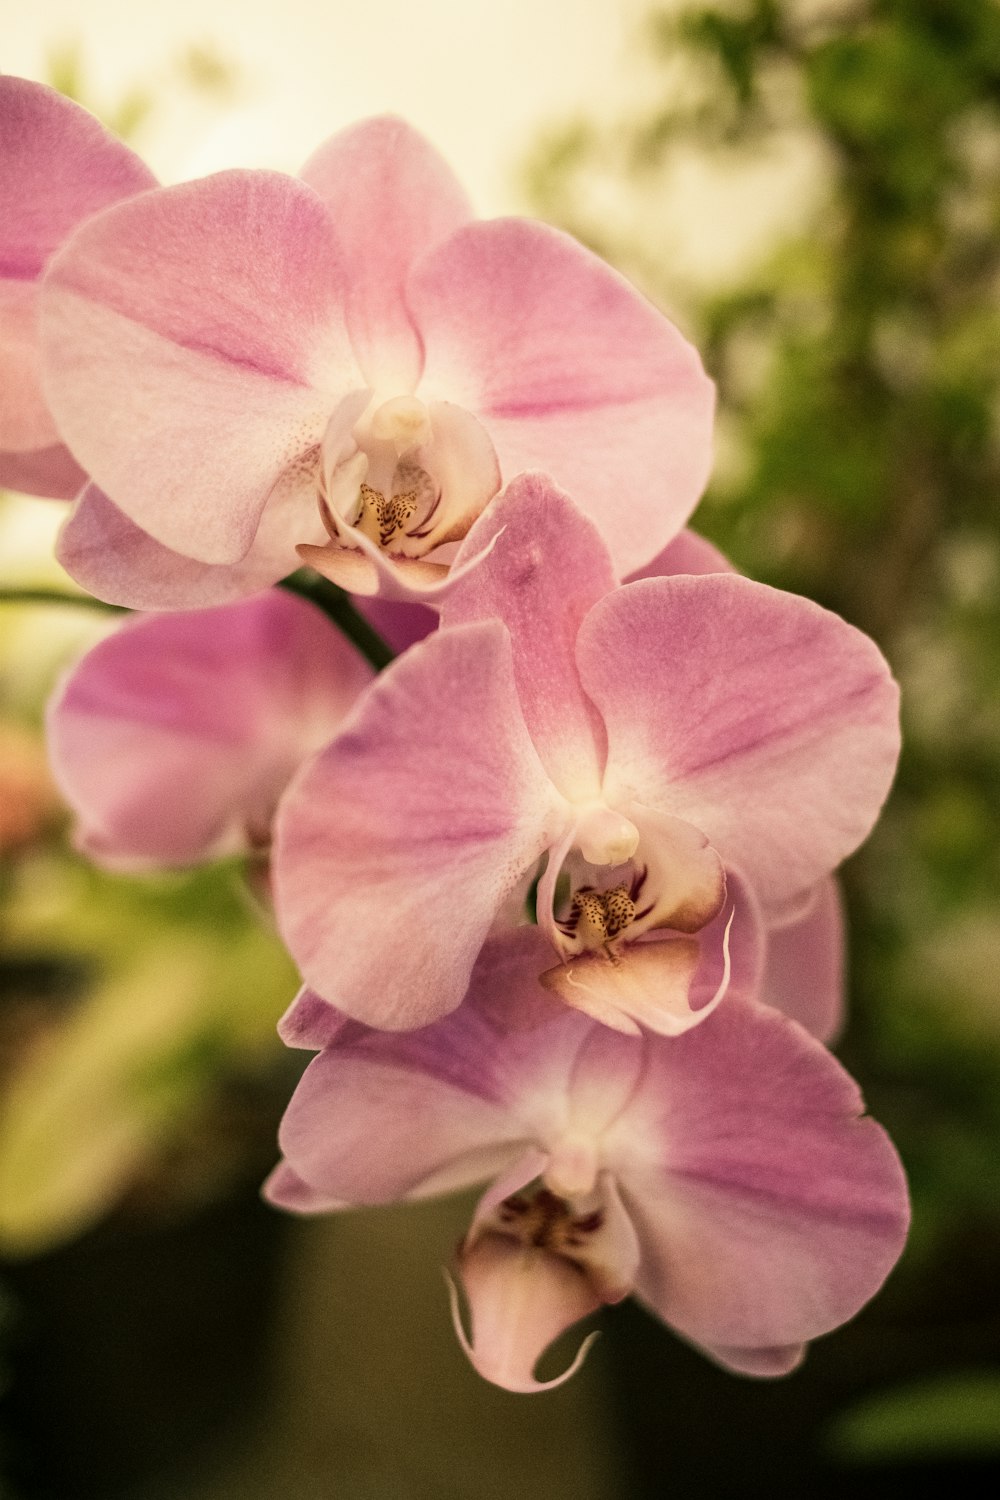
[0,76,153,499]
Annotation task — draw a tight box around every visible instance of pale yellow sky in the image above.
[3,0,649,211]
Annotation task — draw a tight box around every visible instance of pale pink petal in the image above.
[262,1161,346,1214]
[274,1023,532,1207]
[0,282,57,451]
[272,621,568,1029]
[300,116,472,390]
[540,936,703,1037]
[47,591,371,866]
[411,218,714,577]
[443,474,614,796]
[451,1233,601,1394]
[41,170,361,561]
[699,1342,805,1377]
[579,575,901,908]
[0,76,154,453]
[277,988,355,1051]
[0,442,84,500]
[626,526,734,582]
[629,804,726,933]
[611,996,909,1353]
[356,595,436,655]
[416,399,501,547]
[762,876,845,1043]
[57,485,301,609]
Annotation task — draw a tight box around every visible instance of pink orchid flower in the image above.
[0,76,154,498]
[39,115,713,609]
[273,473,899,1034]
[46,591,371,868]
[265,928,909,1394]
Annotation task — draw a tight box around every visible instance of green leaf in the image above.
[828,1372,1000,1463]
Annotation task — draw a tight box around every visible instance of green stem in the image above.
[0,577,397,675]
[0,587,127,614]
[278,571,396,672]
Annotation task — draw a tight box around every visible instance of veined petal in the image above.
[610,996,909,1353]
[761,876,845,1043]
[410,218,714,577]
[579,575,901,908]
[47,591,370,867]
[0,77,154,456]
[57,484,309,609]
[272,621,567,1029]
[41,170,361,562]
[443,474,614,797]
[300,116,472,391]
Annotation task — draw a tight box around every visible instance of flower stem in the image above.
[0,578,397,674]
[278,571,396,672]
[0,587,127,613]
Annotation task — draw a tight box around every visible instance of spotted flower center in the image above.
[556,868,654,960]
[495,1187,605,1267]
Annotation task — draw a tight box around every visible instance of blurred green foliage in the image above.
[526,0,1000,1280]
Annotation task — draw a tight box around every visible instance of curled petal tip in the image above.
[445,1267,599,1395]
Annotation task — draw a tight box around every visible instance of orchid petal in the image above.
[0,77,154,459]
[47,591,370,866]
[629,804,726,934]
[626,526,735,582]
[0,442,85,500]
[57,485,306,609]
[41,170,361,561]
[443,474,615,796]
[613,997,909,1353]
[262,1162,346,1215]
[579,575,901,908]
[300,116,472,391]
[411,218,714,577]
[761,877,845,1043]
[272,621,567,1028]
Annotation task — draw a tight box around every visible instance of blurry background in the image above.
[2,0,1000,1494]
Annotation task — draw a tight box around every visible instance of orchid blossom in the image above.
[266,928,909,1394]
[273,474,899,1035]
[0,76,154,498]
[39,116,713,609]
[46,591,371,868]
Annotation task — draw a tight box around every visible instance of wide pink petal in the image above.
[578,575,901,908]
[611,996,909,1353]
[57,484,304,609]
[41,170,361,562]
[443,474,614,797]
[0,441,85,500]
[761,876,845,1043]
[273,991,558,1205]
[272,621,568,1029]
[47,590,371,866]
[299,116,473,390]
[0,282,58,450]
[0,77,153,455]
[410,218,714,577]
